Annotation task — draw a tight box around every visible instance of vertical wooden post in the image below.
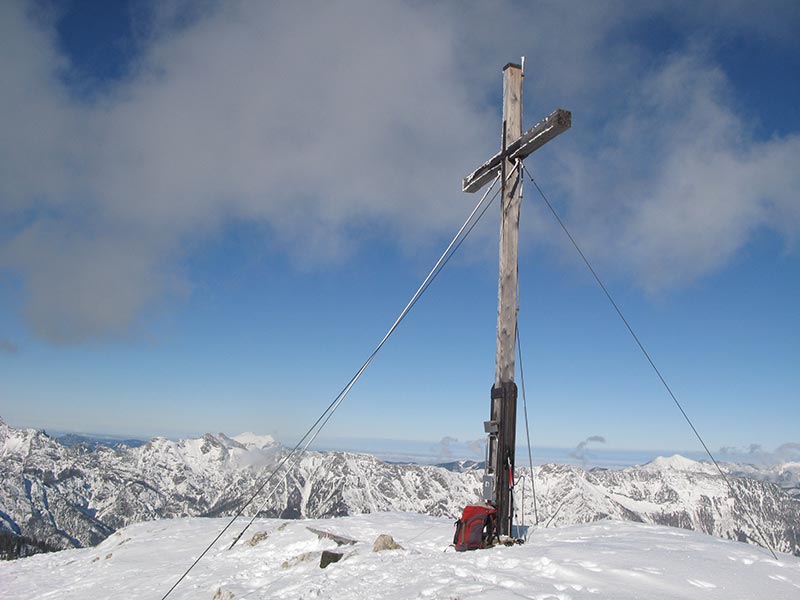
[496,63,522,387]
[491,62,522,537]
[464,61,569,541]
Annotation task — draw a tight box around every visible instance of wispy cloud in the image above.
[466,438,485,457]
[1,1,798,342]
[0,339,19,354]
[719,442,800,465]
[432,436,459,461]
[0,1,490,342]
[552,49,800,294]
[569,435,606,466]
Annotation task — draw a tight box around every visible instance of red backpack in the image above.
[453,504,497,551]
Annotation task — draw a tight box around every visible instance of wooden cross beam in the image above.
[463,108,571,193]
[462,62,570,539]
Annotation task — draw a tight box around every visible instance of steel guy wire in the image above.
[160,173,503,599]
[522,163,778,560]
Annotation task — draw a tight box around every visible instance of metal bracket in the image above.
[482,474,496,501]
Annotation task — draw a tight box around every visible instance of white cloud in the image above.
[2,220,183,341]
[0,1,494,341]
[552,50,800,292]
[1,1,798,342]
[719,442,800,465]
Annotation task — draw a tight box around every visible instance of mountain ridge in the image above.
[1,418,798,560]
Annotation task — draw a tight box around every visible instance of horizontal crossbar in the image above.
[462,108,571,193]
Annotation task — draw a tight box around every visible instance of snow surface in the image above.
[3,513,799,599]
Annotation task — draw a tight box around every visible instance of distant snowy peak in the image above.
[643,454,717,474]
[141,432,278,471]
[435,459,484,473]
[0,421,28,457]
[0,419,56,459]
[726,460,800,499]
[233,431,277,450]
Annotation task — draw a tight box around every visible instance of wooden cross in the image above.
[462,62,570,538]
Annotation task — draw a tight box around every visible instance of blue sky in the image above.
[1,1,798,464]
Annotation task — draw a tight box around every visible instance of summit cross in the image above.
[462,61,570,538]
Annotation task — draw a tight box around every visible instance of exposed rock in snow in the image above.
[319,549,344,568]
[244,530,270,547]
[372,533,403,552]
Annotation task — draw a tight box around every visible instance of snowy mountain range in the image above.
[1,418,798,560]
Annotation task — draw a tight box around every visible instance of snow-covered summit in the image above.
[644,454,717,474]
[3,513,799,599]
[136,430,280,472]
[0,417,65,463]
[233,431,277,450]
[1,417,43,455]
[0,418,31,456]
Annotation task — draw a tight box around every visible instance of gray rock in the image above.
[372,534,403,552]
[245,531,269,546]
[319,550,343,568]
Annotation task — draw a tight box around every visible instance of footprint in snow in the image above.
[475,555,490,568]
[577,561,602,572]
[633,566,662,575]
[726,555,755,565]
[687,579,716,589]
[499,558,521,570]
[499,579,525,590]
